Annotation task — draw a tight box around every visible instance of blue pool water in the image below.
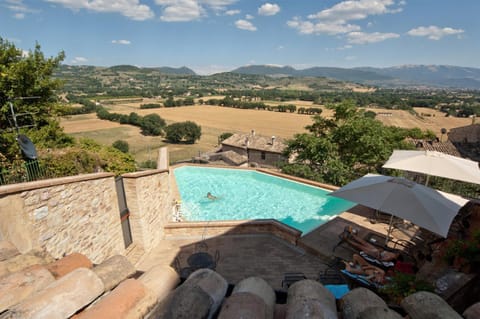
[173,166,355,234]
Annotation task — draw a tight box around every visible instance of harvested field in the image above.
[373,107,472,135]
[61,115,124,133]
[61,103,472,164]
[121,105,313,138]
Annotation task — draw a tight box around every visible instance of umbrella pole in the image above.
[386,215,394,246]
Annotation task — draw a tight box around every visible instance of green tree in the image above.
[165,121,202,144]
[112,140,129,153]
[0,39,136,179]
[282,100,416,185]
[140,114,166,136]
[0,38,67,160]
[128,112,142,126]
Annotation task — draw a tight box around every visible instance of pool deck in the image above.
[135,204,416,291]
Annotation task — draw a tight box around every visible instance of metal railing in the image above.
[0,159,54,186]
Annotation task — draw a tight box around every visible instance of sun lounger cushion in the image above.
[340,269,383,290]
[359,251,395,268]
[324,284,350,299]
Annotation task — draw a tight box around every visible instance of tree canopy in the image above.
[165,121,202,144]
[0,38,65,132]
[281,100,429,186]
[0,38,67,160]
[0,38,135,179]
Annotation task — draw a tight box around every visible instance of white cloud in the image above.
[307,0,398,22]
[288,0,402,36]
[345,55,357,61]
[225,9,240,15]
[44,0,154,21]
[156,0,204,21]
[155,0,238,21]
[407,25,464,40]
[245,14,254,20]
[346,31,399,44]
[258,3,280,16]
[193,64,234,75]
[235,19,257,31]
[71,56,88,64]
[337,44,353,50]
[277,45,284,50]
[201,0,237,11]
[112,39,131,45]
[5,0,36,18]
[287,17,360,35]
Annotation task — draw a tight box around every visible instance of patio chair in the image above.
[321,255,384,293]
[335,228,410,268]
[281,272,307,289]
[339,269,384,292]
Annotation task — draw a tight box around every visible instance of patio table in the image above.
[187,252,216,270]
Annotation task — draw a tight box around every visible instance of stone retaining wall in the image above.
[0,169,172,264]
[122,169,172,253]
[0,173,124,263]
[164,220,302,245]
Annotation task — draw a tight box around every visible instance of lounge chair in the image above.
[359,251,395,268]
[282,272,307,289]
[340,269,384,291]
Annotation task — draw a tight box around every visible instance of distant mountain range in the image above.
[231,64,480,89]
[61,63,480,89]
[106,65,196,75]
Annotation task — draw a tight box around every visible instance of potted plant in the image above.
[380,272,434,305]
[443,230,480,273]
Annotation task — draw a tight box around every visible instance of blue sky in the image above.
[1,0,479,74]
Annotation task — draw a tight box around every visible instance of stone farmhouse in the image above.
[218,130,287,167]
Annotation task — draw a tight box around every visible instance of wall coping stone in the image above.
[122,169,169,179]
[0,172,114,196]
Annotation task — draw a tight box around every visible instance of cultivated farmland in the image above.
[61,101,473,164]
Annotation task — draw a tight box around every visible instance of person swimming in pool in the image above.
[207,192,218,200]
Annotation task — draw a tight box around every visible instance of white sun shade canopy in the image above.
[328,174,469,238]
[383,150,480,185]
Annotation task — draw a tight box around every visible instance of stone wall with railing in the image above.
[0,173,124,263]
[0,169,172,264]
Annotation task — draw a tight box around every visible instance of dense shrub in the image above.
[141,114,166,136]
[140,103,162,109]
[165,121,202,144]
[112,140,129,153]
[218,132,233,143]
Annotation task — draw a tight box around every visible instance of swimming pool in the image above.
[173,166,355,234]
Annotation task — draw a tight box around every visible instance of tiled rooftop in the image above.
[222,132,286,153]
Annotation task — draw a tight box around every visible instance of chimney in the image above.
[251,129,255,136]
[271,136,276,145]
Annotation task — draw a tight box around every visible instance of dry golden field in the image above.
[373,107,472,134]
[61,101,472,164]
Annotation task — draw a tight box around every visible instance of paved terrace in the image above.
[135,204,411,292]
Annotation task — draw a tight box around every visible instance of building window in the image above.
[261,151,266,160]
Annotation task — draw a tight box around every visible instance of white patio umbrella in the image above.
[328,174,469,243]
[383,150,480,185]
